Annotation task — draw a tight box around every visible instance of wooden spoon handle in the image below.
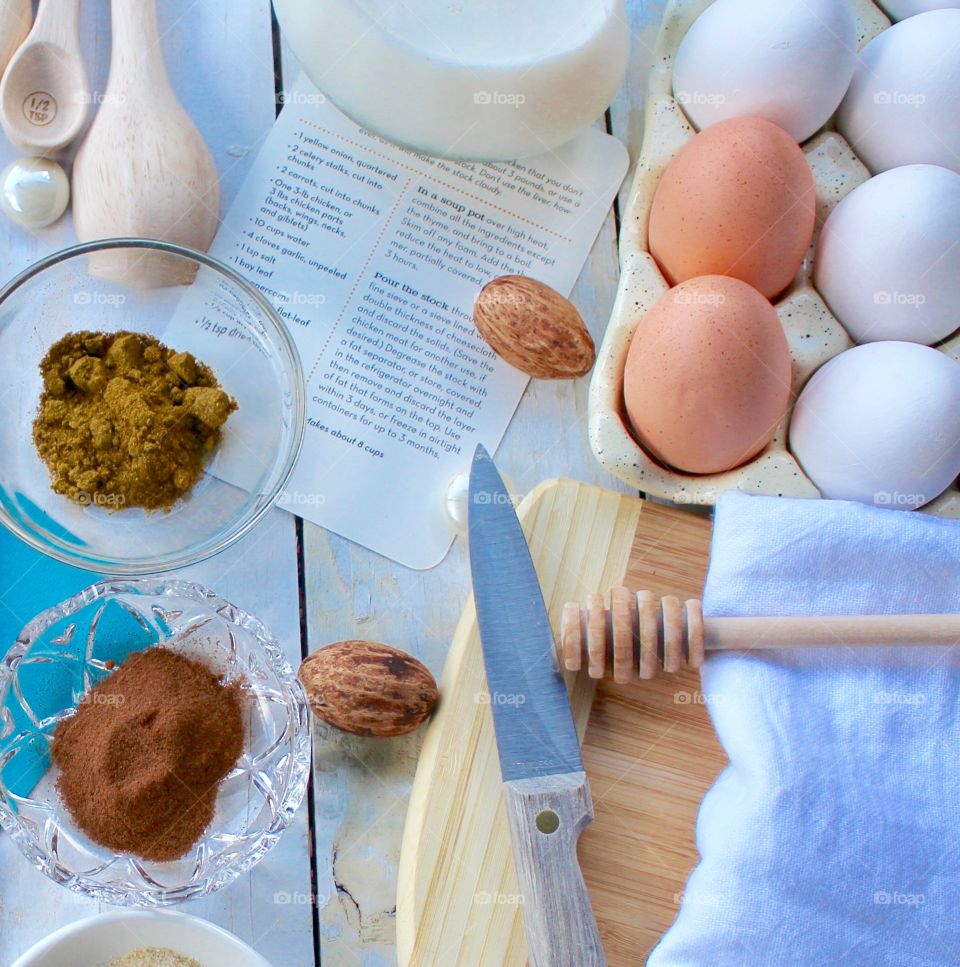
[30,0,80,42]
[0,0,30,73]
[109,0,169,83]
[561,590,960,681]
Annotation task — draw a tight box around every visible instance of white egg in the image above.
[879,0,960,21]
[789,342,960,509]
[0,158,70,230]
[672,0,857,143]
[815,165,960,345]
[838,10,960,173]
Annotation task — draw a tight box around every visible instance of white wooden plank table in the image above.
[297,2,668,963]
[0,3,315,966]
[1,1,667,964]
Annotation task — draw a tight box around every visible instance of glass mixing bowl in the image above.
[0,239,305,573]
[0,579,312,906]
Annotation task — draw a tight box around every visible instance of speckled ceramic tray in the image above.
[590,0,960,516]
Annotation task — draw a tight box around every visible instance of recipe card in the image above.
[193,76,627,568]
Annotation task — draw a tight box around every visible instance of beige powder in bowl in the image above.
[102,950,203,967]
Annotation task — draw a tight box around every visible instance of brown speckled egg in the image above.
[624,276,792,474]
[648,116,815,300]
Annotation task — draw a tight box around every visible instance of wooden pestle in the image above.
[71,0,219,287]
[561,589,960,683]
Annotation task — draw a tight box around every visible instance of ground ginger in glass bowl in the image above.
[0,239,304,574]
[33,330,237,512]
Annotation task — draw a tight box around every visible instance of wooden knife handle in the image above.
[503,771,606,967]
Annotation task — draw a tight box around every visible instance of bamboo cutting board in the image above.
[396,479,726,965]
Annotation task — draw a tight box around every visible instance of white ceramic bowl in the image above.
[11,910,271,967]
[274,0,629,160]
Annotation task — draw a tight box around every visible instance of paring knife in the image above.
[468,445,606,967]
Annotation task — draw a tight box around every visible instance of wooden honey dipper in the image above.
[561,589,960,682]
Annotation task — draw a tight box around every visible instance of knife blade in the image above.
[468,444,606,967]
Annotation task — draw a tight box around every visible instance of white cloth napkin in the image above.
[648,491,960,967]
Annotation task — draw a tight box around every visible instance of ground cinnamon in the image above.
[52,648,244,862]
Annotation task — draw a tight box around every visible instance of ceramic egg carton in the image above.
[589,0,960,517]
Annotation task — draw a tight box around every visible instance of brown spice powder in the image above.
[33,330,237,511]
[52,648,244,862]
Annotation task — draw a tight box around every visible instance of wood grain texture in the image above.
[396,480,641,965]
[581,499,720,963]
[396,483,725,965]
[504,771,605,967]
[703,614,960,650]
[0,3,675,964]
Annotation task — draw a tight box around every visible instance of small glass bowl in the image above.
[0,238,306,574]
[0,579,312,906]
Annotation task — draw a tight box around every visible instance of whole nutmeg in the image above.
[473,275,595,379]
[298,640,439,738]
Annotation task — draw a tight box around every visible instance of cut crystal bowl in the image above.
[0,579,312,905]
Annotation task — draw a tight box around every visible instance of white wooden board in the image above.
[295,2,668,961]
[0,2,314,965]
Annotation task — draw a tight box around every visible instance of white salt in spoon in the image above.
[0,0,31,79]
[72,0,219,286]
[0,0,89,153]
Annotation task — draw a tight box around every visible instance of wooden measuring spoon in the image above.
[0,0,31,79]
[72,0,219,287]
[0,0,89,154]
